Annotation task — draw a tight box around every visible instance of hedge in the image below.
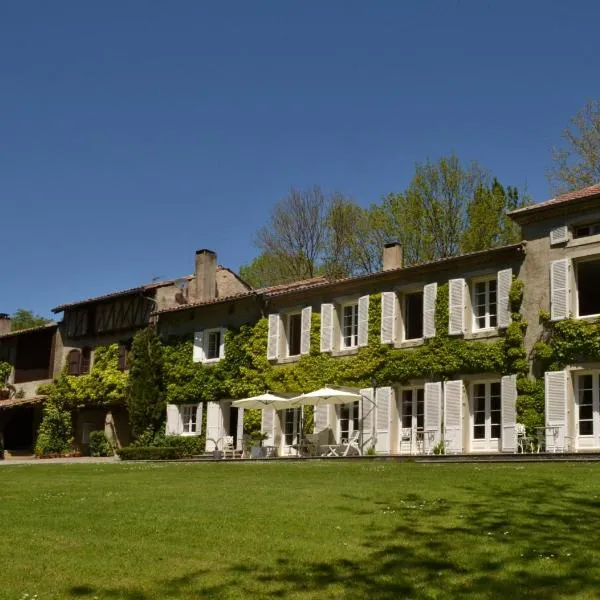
[118,446,186,460]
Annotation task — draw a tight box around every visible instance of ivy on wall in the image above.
[38,278,540,444]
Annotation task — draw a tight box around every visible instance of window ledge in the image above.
[202,358,223,365]
[180,432,202,437]
[331,348,359,358]
[465,329,499,340]
[395,339,424,349]
[567,233,600,248]
[575,314,600,323]
[276,355,302,364]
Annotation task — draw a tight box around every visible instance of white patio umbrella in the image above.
[232,392,296,410]
[289,386,362,407]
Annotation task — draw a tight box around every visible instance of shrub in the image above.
[35,402,73,457]
[118,446,186,460]
[88,430,113,457]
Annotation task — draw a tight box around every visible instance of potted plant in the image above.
[249,431,269,458]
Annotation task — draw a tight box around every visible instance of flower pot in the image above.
[250,446,267,459]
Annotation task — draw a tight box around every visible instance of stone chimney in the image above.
[0,313,11,335]
[383,242,403,271]
[191,249,217,302]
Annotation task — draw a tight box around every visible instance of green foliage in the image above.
[35,401,73,456]
[38,344,128,407]
[118,446,185,460]
[88,430,113,457]
[9,309,52,332]
[127,328,167,439]
[0,361,11,385]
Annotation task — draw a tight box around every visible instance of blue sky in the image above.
[1,1,599,318]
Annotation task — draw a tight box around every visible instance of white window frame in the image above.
[340,301,359,350]
[575,371,600,439]
[399,387,425,431]
[285,311,303,358]
[575,257,600,319]
[204,328,225,363]
[471,276,498,332]
[402,289,424,342]
[180,404,201,436]
[337,401,360,441]
[471,381,502,442]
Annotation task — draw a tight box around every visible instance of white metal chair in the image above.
[221,435,241,459]
[516,423,533,453]
[340,430,361,456]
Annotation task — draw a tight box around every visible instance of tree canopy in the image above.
[548,99,600,194]
[240,155,529,287]
[10,309,52,332]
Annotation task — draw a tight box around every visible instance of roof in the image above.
[0,322,57,340]
[155,244,524,315]
[509,184,600,219]
[0,395,46,409]
[263,243,524,299]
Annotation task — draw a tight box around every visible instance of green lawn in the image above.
[1,461,600,600]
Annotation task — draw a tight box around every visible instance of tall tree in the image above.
[256,186,329,280]
[126,327,166,439]
[462,179,529,252]
[239,252,297,289]
[10,309,51,332]
[548,99,600,194]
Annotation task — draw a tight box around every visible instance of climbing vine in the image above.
[37,278,537,445]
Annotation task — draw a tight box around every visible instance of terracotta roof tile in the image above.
[509,184,600,217]
[0,395,46,409]
[0,322,57,339]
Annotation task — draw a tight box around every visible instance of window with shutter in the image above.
[320,303,334,353]
[471,278,497,330]
[550,259,570,320]
[448,279,465,335]
[118,342,131,371]
[404,291,424,340]
[340,302,359,349]
[286,313,302,357]
[576,259,600,317]
[67,349,81,376]
[80,348,92,374]
[423,283,437,339]
[380,292,397,344]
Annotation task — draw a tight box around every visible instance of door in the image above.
[338,401,360,442]
[575,373,600,450]
[282,408,302,454]
[397,388,424,454]
[470,382,501,452]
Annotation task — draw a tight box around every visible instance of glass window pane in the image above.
[474,425,485,439]
[405,292,424,339]
[491,424,500,439]
[580,405,594,420]
[580,421,594,436]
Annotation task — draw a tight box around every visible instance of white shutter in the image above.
[380,292,397,344]
[360,387,374,452]
[267,314,280,360]
[357,295,370,347]
[193,331,204,363]
[423,283,437,339]
[219,328,226,359]
[236,407,244,450]
[550,225,568,246]
[375,387,392,453]
[448,279,465,335]
[545,370,568,452]
[205,401,222,451]
[424,382,442,450]
[497,269,512,329]
[501,375,517,452]
[314,404,329,432]
[300,306,312,355]
[443,380,463,454]
[550,259,570,321]
[261,408,276,447]
[165,404,181,435]
[195,403,203,434]
[320,303,334,352]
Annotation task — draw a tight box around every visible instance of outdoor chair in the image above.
[400,427,413,454]
[516,423,533,453]
[340,429,361,456]
[221,435,241,459]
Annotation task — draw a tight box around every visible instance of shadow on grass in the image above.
[67,477,600,599]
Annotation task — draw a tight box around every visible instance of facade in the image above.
[2,184,600,456]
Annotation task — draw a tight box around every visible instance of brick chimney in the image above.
[191,249,217,302]
[0,313,11,335]
[383,242,403,271]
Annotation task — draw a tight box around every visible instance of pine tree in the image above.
[126,327,166,439]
